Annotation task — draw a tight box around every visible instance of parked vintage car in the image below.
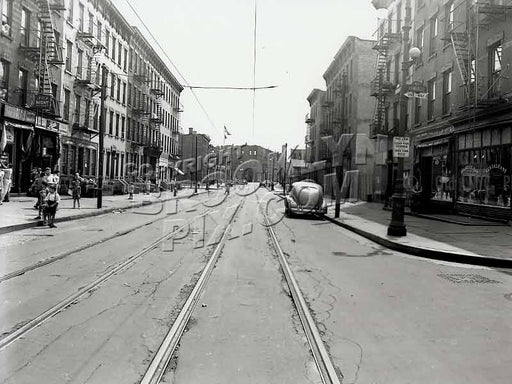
[284,181,327,217]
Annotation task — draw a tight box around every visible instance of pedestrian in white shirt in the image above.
[44,184,60,228]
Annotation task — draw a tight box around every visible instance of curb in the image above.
[324,214,512,269]
[0,191,206,236]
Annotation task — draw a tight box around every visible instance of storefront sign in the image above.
[393,136,410,158]
[405,82,428,99]
[486,164,507,174]
[416,126,454,142]
[36,117,60,133]
[3,104,36,124]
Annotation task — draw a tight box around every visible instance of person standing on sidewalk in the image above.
[44,184,60,228]
[31,173,47,219]
[128,182,134,200]
[72,173,84,209]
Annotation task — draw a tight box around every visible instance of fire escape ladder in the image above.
[155,99,163,122]
[450,32,470,95]
[371,35,389,137]
[38,0,63,65]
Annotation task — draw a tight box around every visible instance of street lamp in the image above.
[387,0,418,237]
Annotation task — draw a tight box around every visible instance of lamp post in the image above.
[387,0,420,236]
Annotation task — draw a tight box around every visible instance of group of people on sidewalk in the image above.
[29,168,85,228]
[30,167,61,228]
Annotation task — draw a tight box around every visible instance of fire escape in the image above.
[446,1,512,112]
[370,19,400,137]
[19,0,65,117]
[148,82,164,157]
[72,11,104,136]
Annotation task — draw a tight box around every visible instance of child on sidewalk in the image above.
[72,173,84,209]
[44,184,60,228]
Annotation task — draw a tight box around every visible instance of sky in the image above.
[114,0,386,152]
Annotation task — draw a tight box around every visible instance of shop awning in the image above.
[5,121,34,131]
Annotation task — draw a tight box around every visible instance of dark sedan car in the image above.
[284,181,328,217]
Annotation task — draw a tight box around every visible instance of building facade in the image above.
[304,36,377,200]
[127,27,183,185]
[1,0,67,192]
[372,0,512,220]
[410,0,512,220]
[0,0,182,194]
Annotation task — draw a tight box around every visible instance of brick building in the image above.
[372,0,512,220]
[0,0,66,192]
[127,27,183,185]
[410,0,512,220]
[304,36,377,200]
[179,128,211,183]
[0,0,182,194]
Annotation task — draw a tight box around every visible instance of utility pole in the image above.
[97,64,107,209]
[194,134,198,193]
[387,0,411,236]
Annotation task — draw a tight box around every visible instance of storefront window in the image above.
[431,153,454,201]
[458,145,511,207]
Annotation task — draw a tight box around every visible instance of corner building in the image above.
[410,0,512,220]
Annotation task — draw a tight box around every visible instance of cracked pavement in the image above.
[272,206,512,384]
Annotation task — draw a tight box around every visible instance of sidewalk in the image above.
[324,200,512,268]
[0,189,203,235]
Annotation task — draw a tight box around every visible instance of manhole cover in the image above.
[438,273,501,284]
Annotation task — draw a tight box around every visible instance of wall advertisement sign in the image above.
[393,136,410,158]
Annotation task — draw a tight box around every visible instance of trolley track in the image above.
[0,193,209,283]
[139,199,245,384]
[0,195,240,353]
[138,190,340,384]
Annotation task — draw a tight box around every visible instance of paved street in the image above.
[1,185,511,383]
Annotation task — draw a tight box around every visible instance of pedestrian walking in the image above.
[145,179,151,195]
[128,183,134,200]
[224,181,231,195]
[44,184,60,228]
[72,173,84,209]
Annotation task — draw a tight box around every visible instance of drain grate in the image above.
[438,273,501,284]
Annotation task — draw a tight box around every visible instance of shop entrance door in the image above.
[77,147,84,175]
[420,156,432,206]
